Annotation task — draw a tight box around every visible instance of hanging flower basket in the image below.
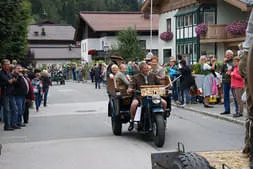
[195,23,208,36]
[160,32,173,41]
[225,21,247,35]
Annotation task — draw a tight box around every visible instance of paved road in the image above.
[0,81,245,169]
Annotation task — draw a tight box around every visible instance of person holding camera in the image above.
[13,65,29,127]
[0,59,17,131]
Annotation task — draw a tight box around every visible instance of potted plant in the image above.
[225,21,247,38]
[160,32,173,41]
[195,23,208,37]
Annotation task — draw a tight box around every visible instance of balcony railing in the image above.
[200,24,245,43]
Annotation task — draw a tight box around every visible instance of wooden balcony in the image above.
[200,24,245,43]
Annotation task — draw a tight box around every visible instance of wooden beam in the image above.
[160,0,199,13]
[224,0,249,12]
[200,37,245,43]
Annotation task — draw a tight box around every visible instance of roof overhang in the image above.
[224,0,253,12]
[141,0,164,14]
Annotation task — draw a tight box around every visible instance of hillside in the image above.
[29,0,143,26]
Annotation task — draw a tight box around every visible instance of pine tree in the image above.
[0,0,31,61]
[117,27,145,61]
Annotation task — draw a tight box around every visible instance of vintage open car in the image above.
[107,75,172,147]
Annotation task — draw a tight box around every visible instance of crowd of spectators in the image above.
[0,59,51,131]
[90,49,245,119]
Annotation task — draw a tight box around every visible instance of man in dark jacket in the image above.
[23,69,34,124]
[127,62,167,131]
[178,59,194,106]
[41,70,51,107]
[0,59,16,130]
[220,50,238,115]
[13,65,29,127]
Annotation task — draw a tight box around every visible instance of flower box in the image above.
[195,23,208,37]
[160,32,173,41]
[225,21,247,35]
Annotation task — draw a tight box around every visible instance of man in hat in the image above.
[106,53,123,75]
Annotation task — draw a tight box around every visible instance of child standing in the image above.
[32,73,43,112]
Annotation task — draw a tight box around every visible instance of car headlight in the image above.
[152,95,161,104]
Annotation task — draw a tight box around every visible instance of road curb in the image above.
[172,103,245,126]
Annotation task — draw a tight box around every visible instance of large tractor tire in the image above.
[153,114,165,147]
[111,115,122,136]
[171,152,211,169]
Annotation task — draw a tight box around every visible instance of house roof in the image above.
[141,0,199,13]
[28,24,75,41]
[142,0,252,13]
[224,0,253,11]
[31,47,81,60]
[79,11,159,32]
[240,0,253,6]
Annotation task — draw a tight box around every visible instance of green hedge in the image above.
[191,62,222,74]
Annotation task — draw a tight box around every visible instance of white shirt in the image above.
[203,63,211,70]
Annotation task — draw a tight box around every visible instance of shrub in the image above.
[191,63,202,74]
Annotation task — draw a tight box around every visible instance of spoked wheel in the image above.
[153,114,165,147]
[111,115,122,136]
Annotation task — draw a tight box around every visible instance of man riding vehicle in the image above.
[127,62,167,131]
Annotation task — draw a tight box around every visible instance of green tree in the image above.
[0,0,31,62]
[117,27,145,61]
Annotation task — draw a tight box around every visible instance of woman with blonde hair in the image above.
[199,55,216,108]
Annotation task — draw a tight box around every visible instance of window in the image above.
[193,13,197,25]
[184,44,188,54]
[180,16,184,28]
[177,45,180,54]
[189,44,193,54]
[167,18,171,32]
[102,41,104,49]
[139,40,146,49]
[177,18,180,28]
[163,49,172,64]
[204,12,215,24]
[188,14,192,26]
[184,15,189,26]
[180,44,184,54]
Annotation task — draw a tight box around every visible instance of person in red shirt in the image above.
[231,56,245,117]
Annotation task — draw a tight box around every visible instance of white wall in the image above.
[36,60,71,68]
[158,10,177,64]
[139,35,159,50]
[81,39,100,63]
[102,36,118,49]
[217,43,225,62]
[217,0,249,24]
[80,34,159,63]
